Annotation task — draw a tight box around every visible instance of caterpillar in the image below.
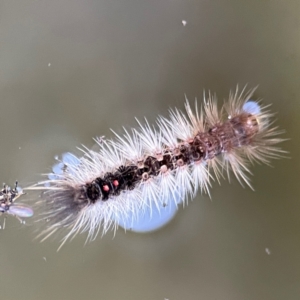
[28,87,285,248]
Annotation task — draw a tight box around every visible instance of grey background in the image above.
[0,0,299,299]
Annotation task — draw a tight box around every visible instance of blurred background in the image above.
[0,0,299,299]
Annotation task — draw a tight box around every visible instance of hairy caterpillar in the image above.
[28,87,285,248]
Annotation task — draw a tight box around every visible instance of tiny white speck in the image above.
[54,155,59,160]
[19,147,21,150]
[48,63,51,67]
[182,20,187,26]
[265,248,271,255]
[43,257,47,262]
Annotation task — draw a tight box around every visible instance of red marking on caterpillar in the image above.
[27,87,286,249]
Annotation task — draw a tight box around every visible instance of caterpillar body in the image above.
[30,87,285,247]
